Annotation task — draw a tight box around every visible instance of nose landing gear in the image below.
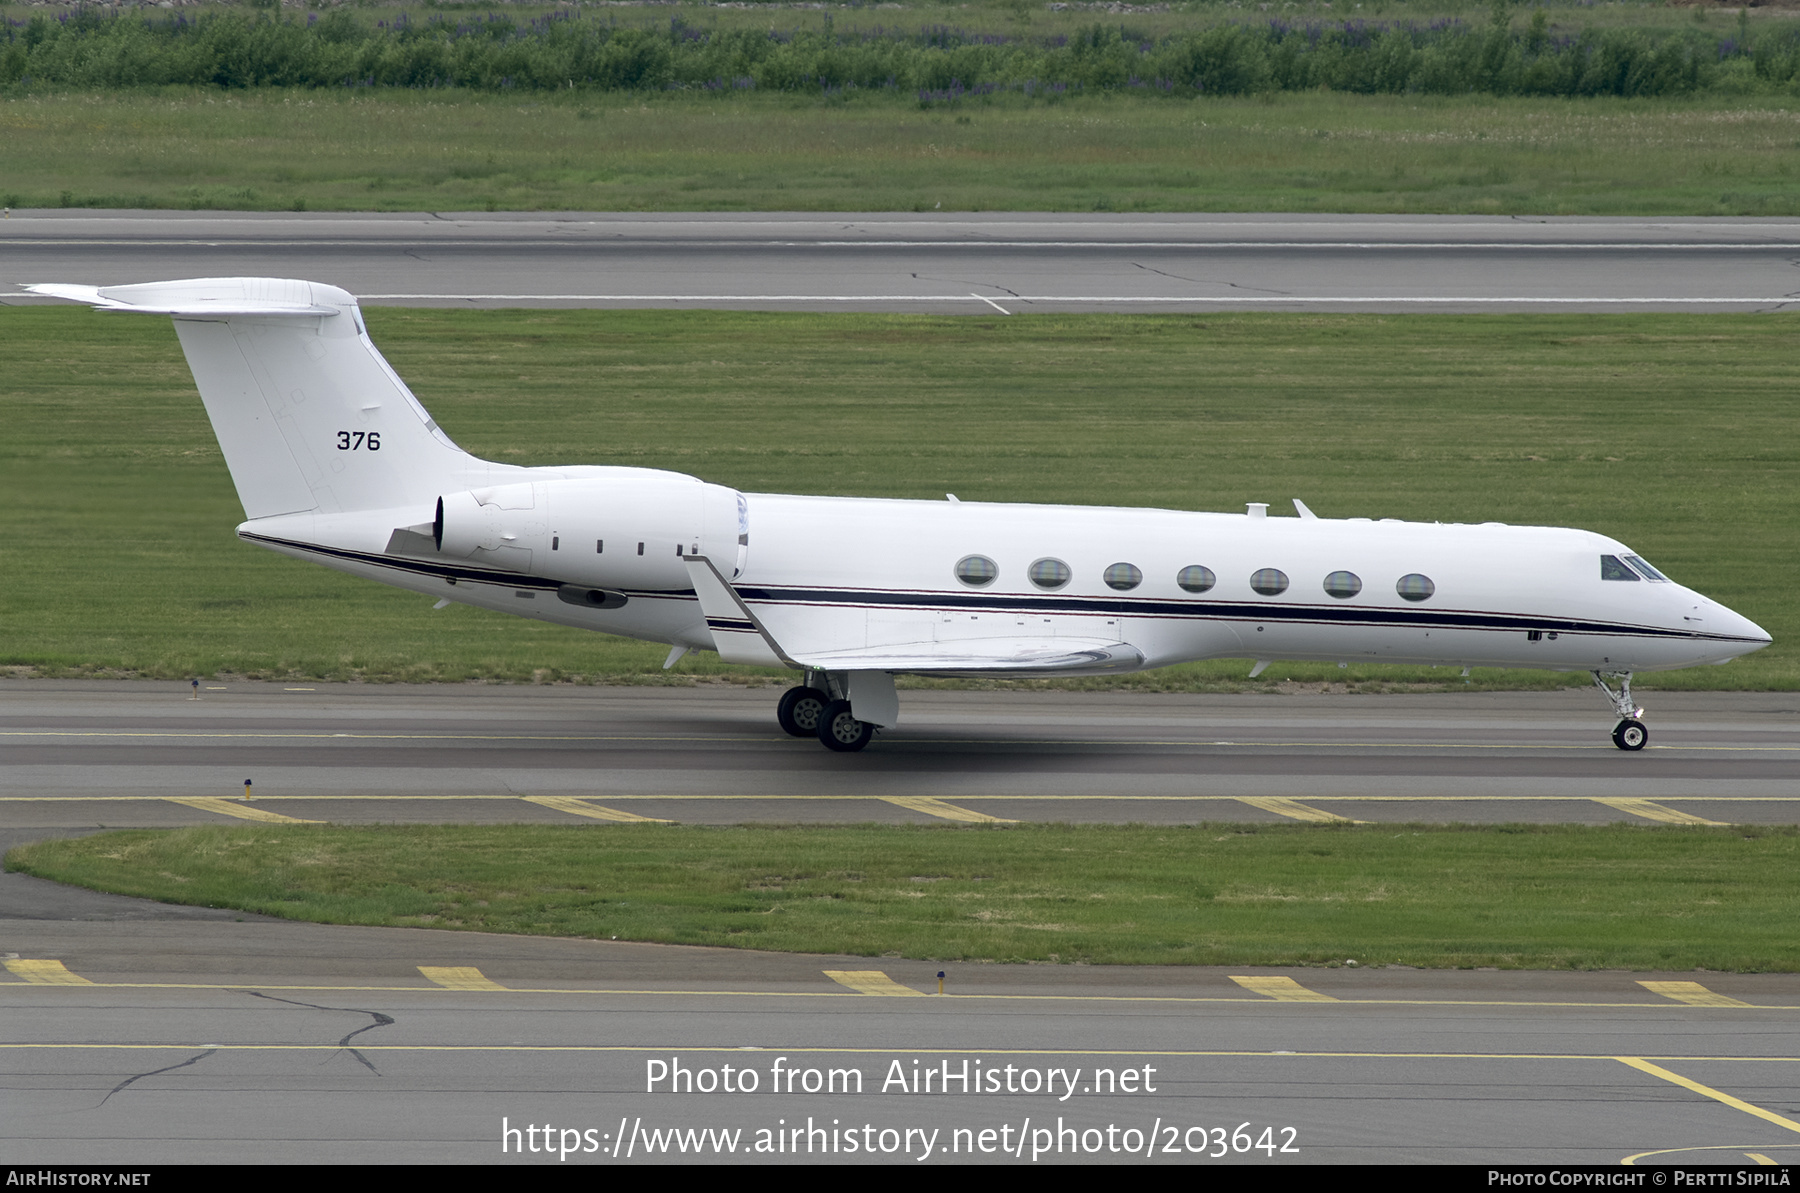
[1594,670,1648,751]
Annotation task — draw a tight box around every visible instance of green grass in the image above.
[3,305,1792,688]
[10,822,1799,970]
[1,0,1760,45]
[5,88,1800,214]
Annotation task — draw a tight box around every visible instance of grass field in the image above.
[2,0,1761,43]
[10,822,1799,970]
[2,305,1791,690]
[4,88,1800,214]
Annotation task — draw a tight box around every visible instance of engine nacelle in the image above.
[434,470,746,591]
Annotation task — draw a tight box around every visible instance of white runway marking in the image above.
[355,293,1799,305]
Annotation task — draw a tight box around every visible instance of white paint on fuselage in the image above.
[242,481,1770,678]
[734,494,1764,674]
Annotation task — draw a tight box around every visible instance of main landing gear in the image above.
[1593,670,1648,752]
[776,685,829,738]
[776,673,878,752]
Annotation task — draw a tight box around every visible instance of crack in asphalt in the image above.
[910,272,1026,301]
[96,1048,217,1109]
[243,990,395,1075]
[1130,260,1290,295]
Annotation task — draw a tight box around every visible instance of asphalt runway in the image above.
[5,682,1799,1165]
[5,210,1800,313]
[7,210,1800,1165]
[4,680,1798,830]
[4,912,1800,1166]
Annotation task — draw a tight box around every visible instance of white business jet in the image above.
[29,278,1771,752]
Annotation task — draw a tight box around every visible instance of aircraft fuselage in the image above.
[239,469,1767,679]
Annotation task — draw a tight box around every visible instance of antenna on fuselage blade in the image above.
[1293,499,1318,520]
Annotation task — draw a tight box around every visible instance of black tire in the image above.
[776,686,830,738]
[817,699,874,752]
[1612,719,1648,751]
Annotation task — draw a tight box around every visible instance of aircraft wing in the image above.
[789,639,1144,676]
[683,555,1143,676]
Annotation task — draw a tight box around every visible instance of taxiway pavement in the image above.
[6,211,1800,313]
[4,912,1800,1165]
[4,680,1798,1164]
[3,681,1797,831]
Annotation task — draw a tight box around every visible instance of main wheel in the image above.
[817,699,874,752]
[776,686,830,738]
[1612,719,1648,751]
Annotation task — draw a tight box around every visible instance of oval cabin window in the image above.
[955,555,998,587]
[1176,565,1217,594]
[1250,568,1290,596]
[1323,571,1363,599]
[1396,573,1436,602]
[1103,563,1143,591]
[1028,558,1072,590]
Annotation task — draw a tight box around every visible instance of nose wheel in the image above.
[1594,670,1648,751]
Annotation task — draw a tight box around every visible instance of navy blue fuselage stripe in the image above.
[706,618,759,633]
[241,533,1756,644]
[731,586,1741,642]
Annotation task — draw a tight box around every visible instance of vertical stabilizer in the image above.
[27,278,485,518]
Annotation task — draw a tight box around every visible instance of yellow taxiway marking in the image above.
[1639,980,1754,1008]
[165,797,319,824]
[1623,1144,1800,1165]
[823,970,927,997]
[1229,975,1337,1002]
[521,795,668,823]
[7,1046,1800,1069]
[10,793,1800,805]
[0,986,1792,1014]
[418,966,507,991]
[4,730,1797,753]
[1233,797,1360,824]
[1595,798,1731,826]
[879,796,1014,824]
[4,959,94,986]
[0,982,1789,1009]
[1620,1057,1800,1136]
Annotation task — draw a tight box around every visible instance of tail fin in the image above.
[28,278,482,518]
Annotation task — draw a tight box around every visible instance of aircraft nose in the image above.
[1715,603,1772,651]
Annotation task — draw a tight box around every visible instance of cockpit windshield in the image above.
[1623,554,1669,582]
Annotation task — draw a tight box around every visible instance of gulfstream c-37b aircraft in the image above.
[31,277,1771,752]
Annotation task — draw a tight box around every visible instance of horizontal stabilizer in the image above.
[793,638,1144,676]
[24,279,339,317]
